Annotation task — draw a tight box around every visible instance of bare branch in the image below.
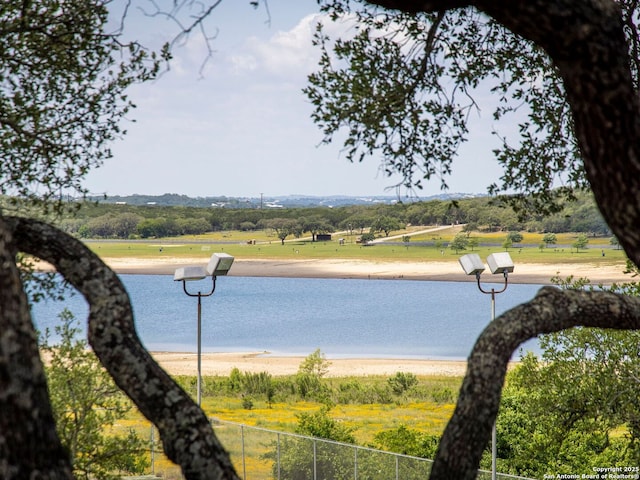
[138,0,222,77]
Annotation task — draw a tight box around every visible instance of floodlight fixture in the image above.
[459,253,486,276]
[458,251,515,480]
[173,253,235,406]
[173,266,207,282]
[487,252,515,275]
[206,252,235,277]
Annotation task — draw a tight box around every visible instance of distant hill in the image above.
[86,192,485,208]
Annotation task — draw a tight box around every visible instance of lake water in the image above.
[30,275,544,360]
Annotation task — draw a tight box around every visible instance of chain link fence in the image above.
[144,418,535,480]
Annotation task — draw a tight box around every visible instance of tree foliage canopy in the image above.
[307,1,640,215]
[0,0,166,214]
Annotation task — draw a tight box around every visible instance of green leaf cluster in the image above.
[373,424,439,458]
[296,406,356,444]
[388,371,419,395]
[298,348,332,378]
[0,1,166,215]
[496,274,640,477]
[41,309,148,480]
[449,232,468,253]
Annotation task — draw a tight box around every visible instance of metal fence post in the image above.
[277,432,281,480]
[241,424,246,480]
[396,455,399,480]
[313,439,317,480]
[354,445,358,480]
[150,426,155,475]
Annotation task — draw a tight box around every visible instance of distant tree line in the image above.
[49,191,610,240]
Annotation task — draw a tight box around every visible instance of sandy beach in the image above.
[150,351,469,378]
[105,256,630,286]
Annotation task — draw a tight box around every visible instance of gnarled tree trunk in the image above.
[0,218,73,479]
[1,216,239,480]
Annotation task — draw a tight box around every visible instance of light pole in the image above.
[459,251,514,480]
[174,252,234,406]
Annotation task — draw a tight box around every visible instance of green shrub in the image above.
[298,348,331,378]
[373,425,439,458]
[430,387,455,404]
[242,396,254,410]
[388,372,418,395]
[240,371,273,395]
[42,310,148,479]
[334,379,394,404]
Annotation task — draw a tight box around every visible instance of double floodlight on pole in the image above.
[174,252,235,283]
[174,252,234,406]
[459,251,515,480]
[459,251,514,286]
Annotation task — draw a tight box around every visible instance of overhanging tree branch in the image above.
[362,0,640,266]
[431,286,640,480]
[6,216,240,480]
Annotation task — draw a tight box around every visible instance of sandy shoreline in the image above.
[104,257,630,285]
[150,351,469,378]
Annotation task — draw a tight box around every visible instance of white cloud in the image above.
[228,14,325,77]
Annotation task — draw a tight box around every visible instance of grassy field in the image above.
[85,225,628,267]
[117,373,462,478]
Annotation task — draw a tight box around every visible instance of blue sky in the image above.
[85,1,507,198]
